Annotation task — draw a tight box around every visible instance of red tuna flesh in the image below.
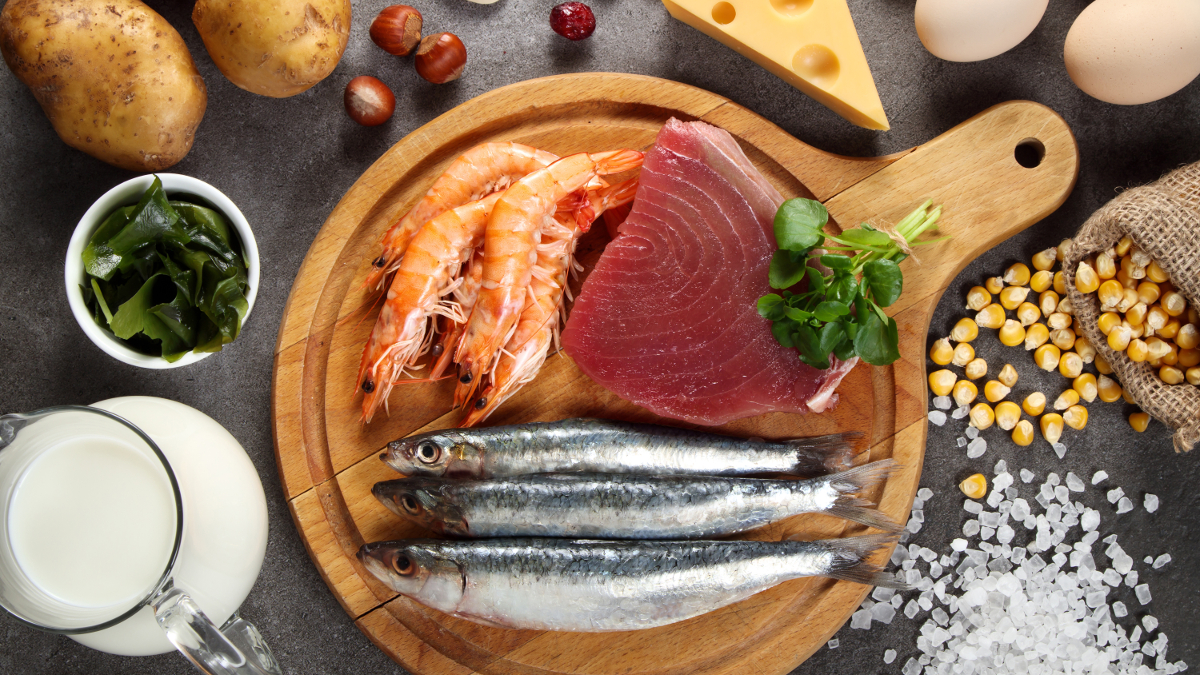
[561,119,857,425]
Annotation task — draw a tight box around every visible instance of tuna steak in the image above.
[561,119,857,425]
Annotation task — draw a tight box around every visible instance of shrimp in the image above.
[428,250,483,381]
[453,149,645,404]
[459,178,640,426]
[364,142,559,292]
[358,192,503,423]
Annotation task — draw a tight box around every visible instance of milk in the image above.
[7,434,177,610]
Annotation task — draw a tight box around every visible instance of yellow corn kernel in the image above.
[1075,261,1100,294]
[1117,268,1137,290]
[1004,263,1031,287]
[1016,302,1041,326]
[1146,337,1172,361]
[1040,413,1064,444]
[960,473,988,499]
[975,304,1006,330]
[1117,288,1139,314]
[953,380,979,407]
[1096,252,1117,280]
[1107,325,1132,352]
[1126,302,1148,327]
[1146,260,1169,283]
[1125,320,1145,340]
[1032,248,1057,272]
[1095,352,1113,375]
[965,358,988,381]
[1039,291,1060,316]
[970,403,995,430]
[995,401,1021,431]
[1146,305,1169,332]
[1053,389,1080,411]
[1097,375,1122,403]
[1159,319,1181,340]
[1131,247,1152,268]
[1071,374,1096,403]
[1063,405,1088,430]
[1048,312,1072,331]
[1177,323,1199,350]
[1057,238,1072,262]
[1115,235,1133,257]
[985,276,1005,295]
[1097,312,1122,335]
[1137,281,1161,305]
[1159,366,1185,385]
[952,317,979,343]
[1022,392,1046,417]
[999,320,1026,347]
[952,342,976,367]
[1162,343,1179,366]
[929,369,957,397]
[1163,291,1187,317]
[1059,297,1077,317]
[1097,280,1123,309]
[984,380,1011,403]
[1029,270,1053,294]
[1050,328,1076,351]
[1123,388,1135,404]
[1122,254,1147,280]
[929,337,954,365]
[966,286,992,311]
[1190,306,1200,326]
[1179,348,1200,369]
[1025,323,1050,350]
[1035,344,1061,371]
[1126,338,1149,362]
[1000,286,1031,311]
[1012,419,1035,446]
[1075,337,1096,364]
[1129,412,1150,433]
[998,363,1019,388]
[1188,367,1200,386]
[1053,270,1067,295]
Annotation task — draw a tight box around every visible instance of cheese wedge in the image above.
[660,0,889,130]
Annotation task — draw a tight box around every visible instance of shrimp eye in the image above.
[474,397,487,410]
[392,554,414,576]
[430,343,443,357]
[362,378,375,393]
[372,256,386,268]
[416,442,440,464]
[400,495,420,513]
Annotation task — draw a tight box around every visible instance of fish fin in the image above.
[817,533,910,590]
[784,432,866,474]
[826,497,904,533]
[826,458,900,495]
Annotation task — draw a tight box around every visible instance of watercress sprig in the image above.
[757,198,945,369]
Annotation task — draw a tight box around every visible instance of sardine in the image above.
[358,534,903,632]
[373,459,900,538]
[382,418,860,479]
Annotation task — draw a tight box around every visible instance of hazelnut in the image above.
[344,76,395,126]
[415,32,467,84]
[370,5,423,56]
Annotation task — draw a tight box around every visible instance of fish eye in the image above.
[400,494,420,514]
[416,442,440,464]
[392,554,414,576]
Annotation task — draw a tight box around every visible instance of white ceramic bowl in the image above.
[65,174,260,369]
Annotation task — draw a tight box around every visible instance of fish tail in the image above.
[785,432,865,474]
[816,533,910,590]
[827,497,904,533]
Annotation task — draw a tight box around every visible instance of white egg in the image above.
[915,0,1049,63]
[1065,0,1200,105]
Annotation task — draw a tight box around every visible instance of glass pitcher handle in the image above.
[151,581,282,675]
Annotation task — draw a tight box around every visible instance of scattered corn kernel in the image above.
[953,380,979,407]
[1129,412,1150,433]
[929,369,957,397]
[1048,312,1072,331]
[1126,302,1148,327]
[995,401,1021,431]
[1025,323,1050,350]
[1107,325,1132,352]
[1117,288,1138,313]
[1095,352,1113,375]
[1059,351,1083,378]
[1022,392,1046,416]
[1177,323,1199,350]
[1121,255,1146,280]
[1118,269,1137,290]
[1146,260,1169,284]
[1190,306,1200,326]
[1004,263,1031,287]
[1016,302,1041,326]
[959,473,988,499]
[1074,337,1096,364]
[1097,312,1121,335]
[1162,343,1180,366]
[1115,235,1133,257]
[929,337,954,365]
[1053,389,1080,411]
[1041,413,1064,444]
[1035,344,1061,371]
[999,320,1026,347]
[975,304,1006,330]
[1131,247,1152,267]
[1012,419,1035,446]
[1146,337,1172,361]
[1032,248,1057,272]
[1187,367,1200,386]
[985,276,1005,295]
[970,403,995,430]
[1126,338,1149,362]
[1068,374,1095,403]
[984,380,1011,403]
[1158,318,1180,340]
[952,317,979,343]
[1137,281,1161,305]
[1094,252,1116,280]
[966,286,992,311]
[1050,328,1076,351]
[952,342,976,367]
[1063,404,1088,430]
[997,363,1018,388]
[1075,261,1100,294]
[1159,366,1184,385]
[1000,286,1030,310]
[1097,375,1122,403]
[1122,388,1135,404]
[1097,280,1124,309]
[1057,238,1072,262]
[1039,291,1059,317]
[1179,348,1200,368]
[1146,305,1169,331]
[1029,270,1053,293]
[1124,320,1145,340]
[1162,291,1187,317]
[1053,271,1067,294]
[965,358,988,381]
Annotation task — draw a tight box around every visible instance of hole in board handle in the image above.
[1015,139,1045,169]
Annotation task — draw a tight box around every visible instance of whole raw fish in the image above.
[358,534,902,632]
[381,418,860,478]
[373,460,900,538]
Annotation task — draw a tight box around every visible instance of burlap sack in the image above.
[1063,161,1200,453]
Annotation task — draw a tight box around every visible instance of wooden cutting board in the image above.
[271,73,1078,675]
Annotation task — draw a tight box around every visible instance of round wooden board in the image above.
[271,73,1079,675]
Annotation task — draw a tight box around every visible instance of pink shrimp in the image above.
[364,142,559,291]
[428,250,483,381]
[459,178,640,426]
[453,149,644,404]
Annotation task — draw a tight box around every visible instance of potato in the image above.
[193,0,351,98]
[0,0,207,171]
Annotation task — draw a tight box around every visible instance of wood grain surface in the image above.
[271,73,1079,675]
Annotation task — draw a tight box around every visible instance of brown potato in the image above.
[0,0,207,171]
[193,0,351,98]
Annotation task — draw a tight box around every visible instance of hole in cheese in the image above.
[1015,138,1045,169]
[770,0,813,17]
[791,44,840,89]
[711,2,736,25]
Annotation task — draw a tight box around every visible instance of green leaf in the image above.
[106,177,190,255]
[197,268,249,345]
[833,339,856,361]
[90,278,113,325]
[829,274,858,305]
[853,310,901,366]
[149,289,198,348]
[110,274,164,340]
[805,266,826,295]
[773,198,827,251]
[785,307,811,322]
[82,207,135,280]
[818,321,845,355]
[819,253,853,270]
[793,324,831,370]
[158,250,198,304]
[757,294,786,320]
[769,250,808,289]
[171,202,232,246]
[863,259,904,307]
[771,320,795,348]
[814,300,850,323]
[834,228,893,250]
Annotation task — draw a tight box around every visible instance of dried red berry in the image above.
[550,2,596,40]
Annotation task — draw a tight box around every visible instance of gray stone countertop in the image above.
[0,0,1197,673]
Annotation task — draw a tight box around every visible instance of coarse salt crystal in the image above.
[951,538,968,551]
[933,396,952,410]
[1053,442,1067,458]
[850,609,872,629]
[1107,487,1125,504]
[1092,470,1109,485]
[1144,616,1160,632]
[1136,584,1153,605]
[918,488,934,501]
[827,638,839,649]
[1127,570,1139,587]
[965,426,979,439]
[1066,472,1085,492]
[1145,493,1160,513]
[883,649,897,664]
[956,437,967,447]
[872,601,897,624]
[994,459,1008,474]
[928,410,947,426]
[1117,497,1134,514]
[1020,468,1035,483]
[952,405,970,419]
[1113,601,1128,618]
[966,437,987,459]
[1154,554,1172,569]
